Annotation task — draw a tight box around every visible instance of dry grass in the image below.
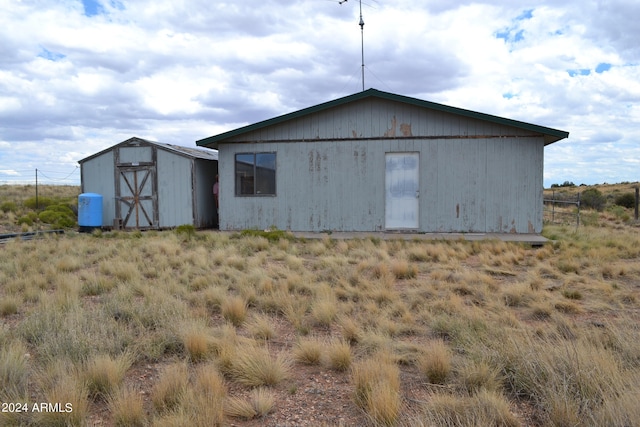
[109,386,146,427]
[152,362,189,413]
[228,345,291,387]
[83,352,134,400]
[1,183,640,426]
[293,337,324,365]
[221,295,248,326]
[352,353,401,425]
[417,339,452,384]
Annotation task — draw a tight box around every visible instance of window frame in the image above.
[234,152,277,196]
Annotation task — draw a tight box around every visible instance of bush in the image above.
[23,196,54,210]
[16,216,33,226]
[581,188,606,211]
[0,201,17,213]
[38,205,76,229]
[614,193,635,209]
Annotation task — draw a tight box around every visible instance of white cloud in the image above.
[0,0,638,187]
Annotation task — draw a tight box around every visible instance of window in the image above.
[235,152,276,196]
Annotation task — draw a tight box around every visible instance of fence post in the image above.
[577,192,581,228]
[635,187,639,222]
[552,190,555,223]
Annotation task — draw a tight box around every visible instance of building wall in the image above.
[156,150,194,228]
[218,136,544,233]
[80,150,116,227]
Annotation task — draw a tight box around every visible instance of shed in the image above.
[78,137,218,230]
[196,89,568,234]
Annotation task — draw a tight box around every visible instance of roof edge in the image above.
[196,89,569,148]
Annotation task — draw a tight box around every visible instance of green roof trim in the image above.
[196,88,569,148]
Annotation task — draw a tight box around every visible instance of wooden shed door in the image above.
[385,153,419,229]
[116,166,158,229]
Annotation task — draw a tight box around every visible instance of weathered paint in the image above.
[205,92,562,234]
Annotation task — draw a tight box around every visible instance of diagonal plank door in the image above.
[116,166,157,229]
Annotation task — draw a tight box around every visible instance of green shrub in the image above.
[23,196,54,210]
[17,216,33,226]
[580,188,606,211]
[176,224,196,241]
[614,193,635,209]
[0,201,17,213]
[38,205,76,228]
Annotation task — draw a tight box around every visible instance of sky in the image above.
[0,0,638,188]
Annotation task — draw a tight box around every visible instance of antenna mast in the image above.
[340,0,366,92]
[359,0,365,91]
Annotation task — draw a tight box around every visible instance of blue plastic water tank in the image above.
[78,193,103,232]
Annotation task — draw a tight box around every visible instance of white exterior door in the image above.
[385,152,419,229]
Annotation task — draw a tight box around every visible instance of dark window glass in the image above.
[235,153,276,196]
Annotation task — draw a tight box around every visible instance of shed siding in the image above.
[219,136,544,233]
[156,150,194,227]
[80,151,116,227]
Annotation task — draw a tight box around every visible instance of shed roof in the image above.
[196,88,569,148]
[78,137,218,164]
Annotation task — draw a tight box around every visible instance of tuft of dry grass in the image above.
[293,337,324,365]
[228,345,291,387]
[225,396,258,419]
[0,341,30,398]
[152,362,189,414]
[352,353,401,425]
[33,375,90,427]
[325,339,352,372]
[0,295,19,316]
[181,322,213,362]
[109,386,146,427]
[390,259,418,279]
[221,296,248,326]
[245,313,277,341]
[421,390,519,427]
[83,352,133,400]
[185,363,226,426]
[417,339,452,385]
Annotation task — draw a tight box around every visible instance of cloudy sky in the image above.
[0,0,638,187]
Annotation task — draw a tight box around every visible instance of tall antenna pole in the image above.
[359,0,365,91]
[339,0,366,91]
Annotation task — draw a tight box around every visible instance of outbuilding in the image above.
[196,89,568,234]
[79,137,218,230]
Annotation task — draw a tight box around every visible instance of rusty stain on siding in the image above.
[528,221,534,233]
[400,123,412,136]
[456,204,460,218]
[384,116,397,137]
[352,130,358,138]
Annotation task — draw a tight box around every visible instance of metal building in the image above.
[79,137,218,230]
[196,89,568,234]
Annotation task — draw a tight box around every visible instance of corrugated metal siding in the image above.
[156,150,194,228]
[225,99,535,143]
[219,138,544,234]
[80,150,116,227]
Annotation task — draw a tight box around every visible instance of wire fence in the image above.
[543,191,581,227]
[0,167,80,186]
